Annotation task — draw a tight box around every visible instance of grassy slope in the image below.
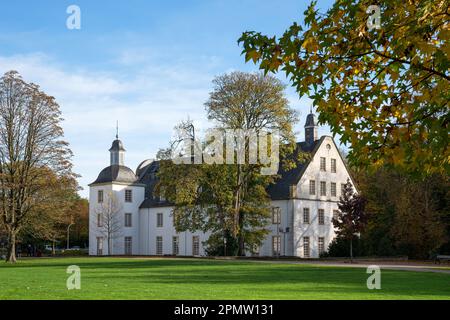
[0,257,449,300]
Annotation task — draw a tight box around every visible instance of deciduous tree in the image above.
[332,179,368,261]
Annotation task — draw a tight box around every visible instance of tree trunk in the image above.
[6,231,17,263]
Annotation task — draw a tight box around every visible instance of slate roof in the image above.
[138,138,322,208]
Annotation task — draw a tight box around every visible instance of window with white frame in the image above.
[303,208,310,224]
[272,236,281,256]
[303,237,310,258]
[125,213,132,227]
[318,237,325,254]
[320,157,326,171]
[341,183,346,196]
[157,213,163,227]
[272,207,281,224]
[331,158,336,173]
[318,209,325,225]
[97,214,102,227]
[156,236,163,255]
[192,236,200,256]
[309,180,316,195]
[125,189,133,202]
[331,182,337,197]
[98,190,104,203]
[124,236,132,255]
[172,236,179,255]
[320,181,326,196]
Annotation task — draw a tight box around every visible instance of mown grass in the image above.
[0,257,449,300]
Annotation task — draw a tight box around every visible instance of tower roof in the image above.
[109,139,126,152]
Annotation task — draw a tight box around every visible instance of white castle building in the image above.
[89,112,356,258]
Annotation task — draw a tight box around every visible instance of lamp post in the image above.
[67,223,74,250]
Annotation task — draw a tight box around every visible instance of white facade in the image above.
[89,116,355,258]
[292,136,356,257]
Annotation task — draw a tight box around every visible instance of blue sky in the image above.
[0,0,336,198]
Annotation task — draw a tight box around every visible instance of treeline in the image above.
[326,168,449,259]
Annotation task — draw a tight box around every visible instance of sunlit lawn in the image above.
[0,257,449,300]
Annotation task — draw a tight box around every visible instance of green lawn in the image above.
[0,257,449,300]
